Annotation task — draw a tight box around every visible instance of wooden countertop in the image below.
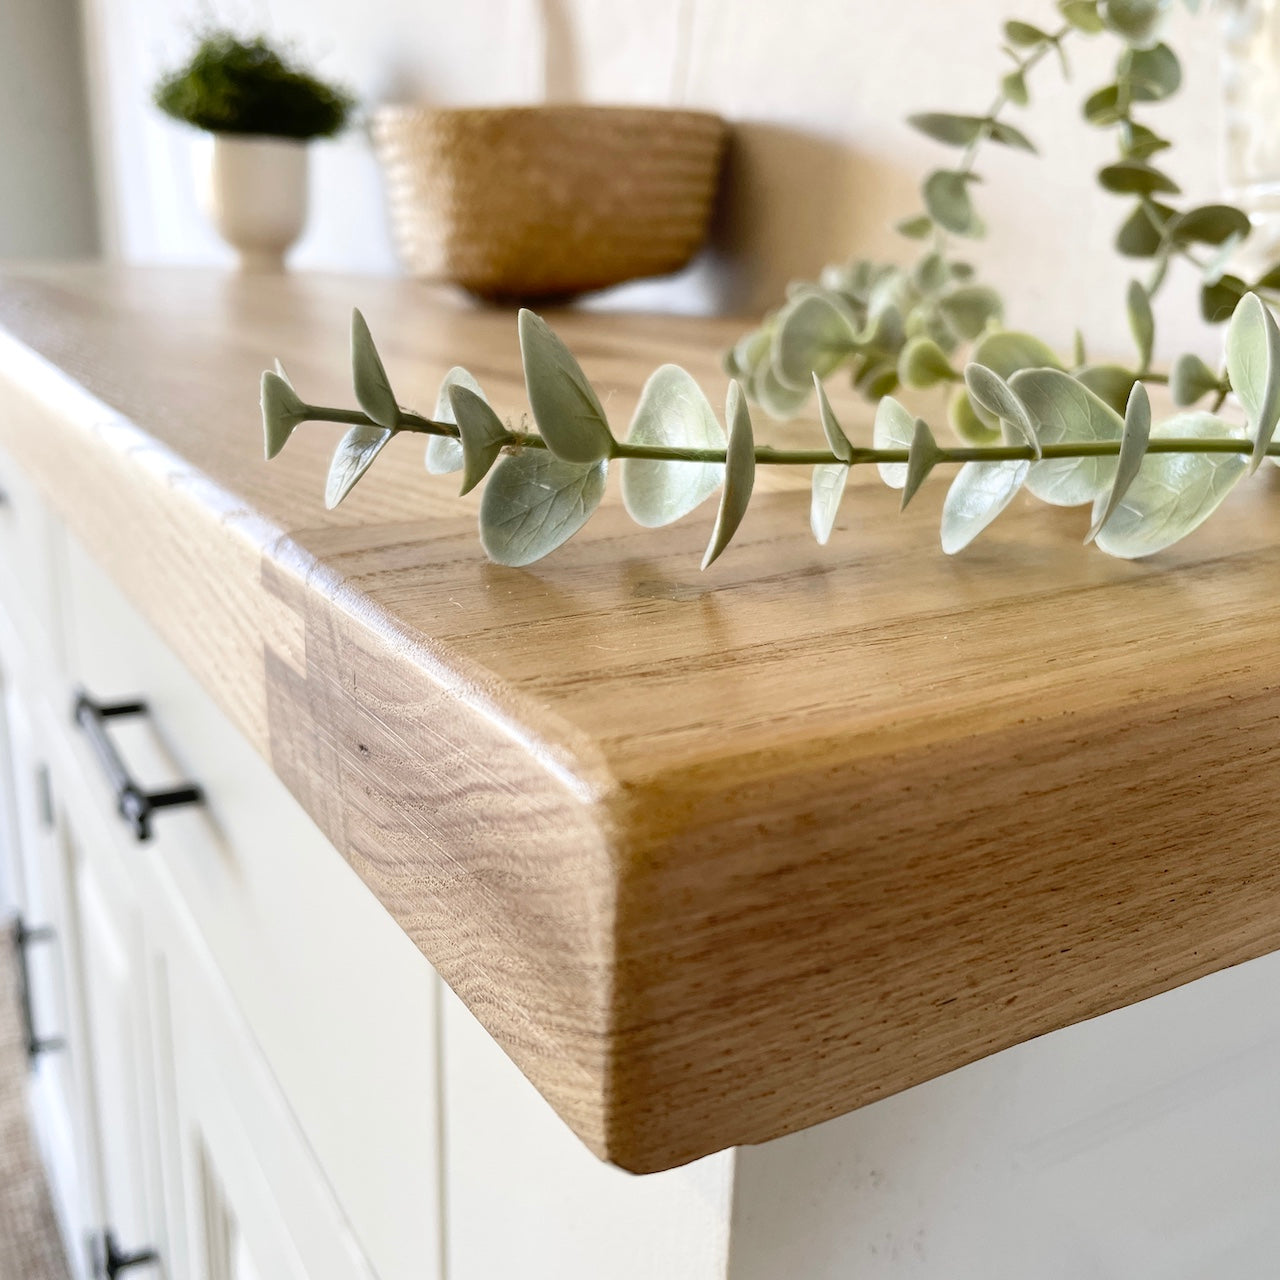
[1,263,1279,1173]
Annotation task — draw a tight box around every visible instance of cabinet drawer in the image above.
[56,532,443,1280]
[0,441,63,663]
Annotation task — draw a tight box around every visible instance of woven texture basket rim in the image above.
[373,103,725,128]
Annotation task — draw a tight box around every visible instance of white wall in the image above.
[81,0,1227,358]
[0,0,98,257]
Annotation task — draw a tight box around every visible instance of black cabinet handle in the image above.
[90,1230,158,1279]
[12,914,64,1063]
[73,691,203,842]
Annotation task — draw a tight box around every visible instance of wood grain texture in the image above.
[1,264,1280,1172]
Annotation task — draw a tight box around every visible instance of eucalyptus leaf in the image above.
[1098,161,1181,196]
[1087,380,1152,542]
[1083,84,1126,126]
[1126,42,1181,100]
[810,464,849,546]
[427,367,486,475]
[702,383,756,569]
[970,330,1062,380]
[752,360,813,418]
[1254,264,1280,292]
[908,113,988,147]
[1094,413,1247,558]
[898,336,957,389]
[902,419,943,510]
[260,369,308,460]
[923,170,983,237]
[1002,69,1029,106]
[940,460,1031,554]
[1005,19,1050,44]
[449,385,510,496]
[1170,204,1250,246]
[518,309,614,463]
[873,396,914,488]
[1060,0,1105,32]
[325,423,393,509]
[938,285,1003,340]
[896,214,934,240]
[948,386,1001,445]
[1100,0,1171,48]
[965,363,1040,456]
[988,121,1037,153]
[1122,122,1172,161]
[350,308,399,429]
[1126,279,1155,370]
[479,451,608,567]
[1076,363,1138,415]
[852,358,900,401]
[1010,368,1123,505]
[1116,200,1176,257]
[814,376,855,464]
[1169,352,1220,406]
[1201,275,1246,323]
[773,292,860,389]
[622,364,726,527]
[1224,291,1280,470]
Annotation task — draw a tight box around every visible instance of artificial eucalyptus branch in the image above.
[261,292,1280,567]
[260,0,1280,570]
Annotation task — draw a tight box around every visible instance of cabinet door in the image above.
[59,798,166,1278]
[162,942,377,1280]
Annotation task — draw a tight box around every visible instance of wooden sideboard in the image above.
[2,263,1280,1279]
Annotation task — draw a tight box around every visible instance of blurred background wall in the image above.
[16,0,1229,356]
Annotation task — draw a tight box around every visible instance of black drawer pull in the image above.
[73,691,203,842]
[12,914,64,1063]
[90,1230,158,1279]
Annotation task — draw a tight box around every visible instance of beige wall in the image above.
[0,0,98,257]
[81,0,1226,358]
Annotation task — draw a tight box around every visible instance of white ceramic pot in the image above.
[199,134,309,273]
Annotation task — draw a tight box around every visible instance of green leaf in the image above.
[773,292,860,389]
[1253,263,1280,291]
[1060,0,1105,32]
[923,170,983,237]
[1126,279,1155,370]
[912,251,951,295]
[1121,122,1172,160]
[1010,368,1123,505]
[703,382,755,569]
[988,121,1037,153]
[874,395,914,489]
[260,369,308,460]
[852,358,900,401]
[1224,292,1280,470]
[814,376,855,464]
[898,337,957,390]
[427,367,486,475]
[1098,162,1181,196]
[948,387,1000,445]
[1073,329,1087,368]
[518,309,614,463]
[970,330,1062,380]
[1076,363,1138,416]
[1116,200,1176,257]
[1127,42,1181,100]
[1171,204,1251,246]
[1094,413,1247,558]
[350,309,399,429]
[751,360,812,418]
[896,214,934,240]
[938,285,1003,341]
[325,424,393,509]
[964,363,1041,457]
[1201,275,1246,323]
[908,113,988,147]
[1002,69,1029,106]
[479,451,608,567]
[1170,353,1221,406]
[621,365,726,527]
[901,419,943,510]
[449,386,510,496]
[1100,0,1172,48]
[940,460,1031,553]
[810,464,849,546]
[1005,19,1049,44]
[1087,380,1151,542]
[1083,84,1126,126]
[1202,231,1246,286]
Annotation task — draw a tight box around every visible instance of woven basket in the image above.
[371,105,727,300]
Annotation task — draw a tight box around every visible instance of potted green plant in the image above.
[154,30,355,272]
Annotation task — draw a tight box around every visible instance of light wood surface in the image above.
[2,264,1280,1173]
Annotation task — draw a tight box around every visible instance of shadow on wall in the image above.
[699,122,919,314]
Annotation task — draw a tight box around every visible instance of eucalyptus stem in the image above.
[296,403,1278,469]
